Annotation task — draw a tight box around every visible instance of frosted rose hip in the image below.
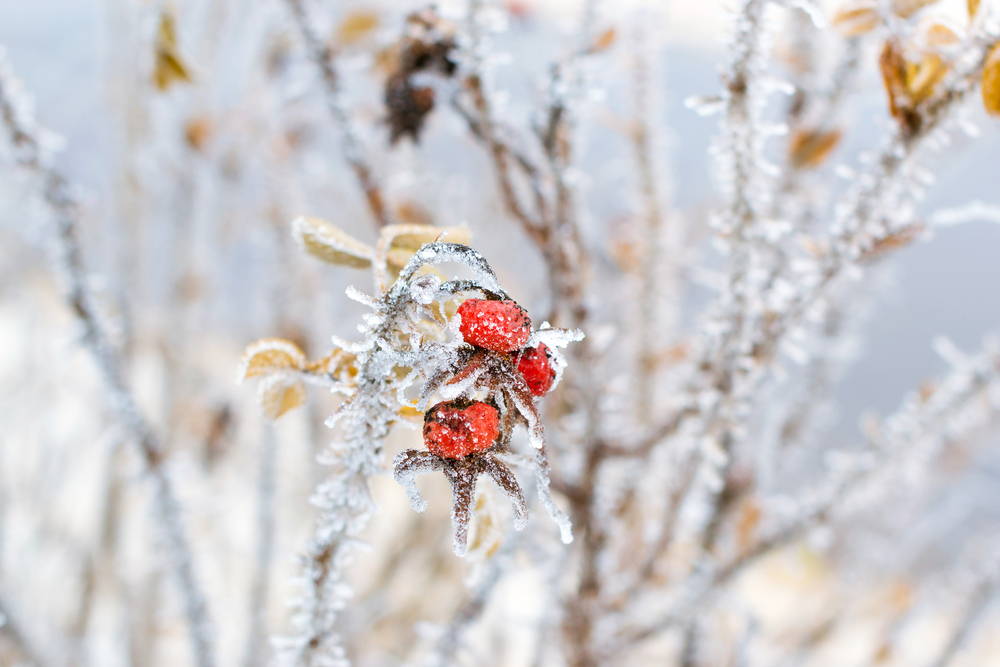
[423,400,500,459]
[516,343,556,396]
[457,299,531,352]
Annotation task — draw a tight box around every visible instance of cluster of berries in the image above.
[422,299,556,459]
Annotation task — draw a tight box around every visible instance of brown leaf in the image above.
[153,11,193,91]
[832,3,880,37]
[291,216,373,268]
[982,43,1000,116]
[258,376,306,419]
[336,9,380,46]
[788,128,843,168]
[239,338,306,380]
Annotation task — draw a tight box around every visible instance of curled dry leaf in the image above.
[258,375,307,419]
[336,9,380,46]
[832,3,880,37]
[291,216,374,268]
[153,10,194,91]
[788,128,843,169]
[239,338,306,380]
[982,43,1000,116]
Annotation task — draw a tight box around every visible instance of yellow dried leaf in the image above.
[893,0,938,19]
[982,43,1000,116]
[239,338,306,380]
[258,376,306,419]
[905,53,948,104]
[588,27,617,54]
[397,404,424,419]
[336,9,380,46]
[922,22,959,48]
[968,0,981,19]
[383,223,471,251]
[788,128,843,168]
[292,216,373,268]
[153,11,193,91]
[305,349,358,381]
[831,3,880,37]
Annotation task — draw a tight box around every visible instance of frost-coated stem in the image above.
[926,569,999,667]
[243,424,278,667]
[0,52,215,667]
[282,0,390,229]
[0,594,46,666]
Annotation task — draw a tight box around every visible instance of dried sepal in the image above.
[982,43,1000,116]
[291,216,373,268]
[257,375,306,419]
[832,3,880,37]
[239,337,306,380]
[153,10,194,91]
[788,128,843,169]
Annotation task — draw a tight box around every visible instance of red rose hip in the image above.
[457,299,531,352]
[423,400,501,459]
[517,343,556,396]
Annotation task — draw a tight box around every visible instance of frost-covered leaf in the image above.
[239,338,306,380]
[982,43,1000,116]
[292,216,374,268]
[152,10,193,91]
[258,375,306,419]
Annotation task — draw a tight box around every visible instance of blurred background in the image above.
[1,0,999,665]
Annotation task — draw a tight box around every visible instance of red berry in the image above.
[517,343,556,396]
[457,299,531,352]
[423,401,500,459]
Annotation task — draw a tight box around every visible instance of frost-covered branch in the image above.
[0,50,215,667]
[282,0,390,229]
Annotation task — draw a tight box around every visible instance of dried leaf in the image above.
[893,0,939,19]
[861,223,925,262]
[905,53,948,104]
[395,200,434,226]
[336,9,380,46]
[588,27,617,54]
[305,349,359,381]
[383,223,471,251]
[153,11,193,91]
[398,404,424,419]
[922,22,959,48]
[968,0,981,19]
[291,216,373,268]
[832,3,880,37]
[982,43,1000,116]
[239,338,306,380]
[788,128,843,168]
[258,375,306,419]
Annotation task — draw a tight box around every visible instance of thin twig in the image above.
[0,53,216,667]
